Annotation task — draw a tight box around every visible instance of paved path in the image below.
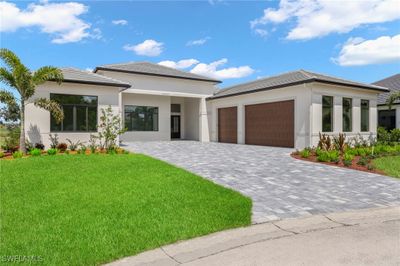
[106,206,400,266]
[124,141,400,223]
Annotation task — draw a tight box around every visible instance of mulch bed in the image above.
[291,153,386,175]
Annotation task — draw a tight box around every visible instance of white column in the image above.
[334,96,342,133]
[396,106,400,129]
[353,98,361,133]
[237,104,245,144]
[199,97,210,142]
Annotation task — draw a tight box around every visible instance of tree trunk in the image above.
[19,99,26,154]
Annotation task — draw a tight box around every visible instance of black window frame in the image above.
[342,97,352,132]
[50,93,98,132]
[124,105,159,132]
[361,99,370,132]
[322,95,334,132]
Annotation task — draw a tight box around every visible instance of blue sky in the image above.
[1,0,400,88]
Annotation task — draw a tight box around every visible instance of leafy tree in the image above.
[0,48,64,153]
[386,91,400,109]
[97,106,126,150]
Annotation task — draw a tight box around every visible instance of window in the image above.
[322,96,333,132]
[171,104,181,113]
[361,100,369,132]
[125,105,158,131]
[50,94,98,132]
[342,98,352,132]
[378,110,396,130]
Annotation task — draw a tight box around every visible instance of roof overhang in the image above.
[52,79,131,88]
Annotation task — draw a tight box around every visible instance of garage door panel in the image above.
[218,107,237,144]
[245,100,294,148]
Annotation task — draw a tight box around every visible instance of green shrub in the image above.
[367,164,375,171]
[357,156,368,166]
[106,148,117,155]
[0,151,4,158]
[300,149,311,158]
[12,151,23,159]
[315,147,323,156]
[78,145,87,154]
[390,128,400,142]
[343,153,354,166]
[328,150,340,163]
[123,150,130,154]
[47,149,57,156]
[317,151,331,162]
[30,148,41,156]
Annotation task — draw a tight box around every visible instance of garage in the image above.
[245,100,294,148]
[218,106,237,143]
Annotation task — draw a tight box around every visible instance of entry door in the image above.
[171,115,181,139]
[218,107,238,143]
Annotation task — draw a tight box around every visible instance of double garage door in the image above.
[218,100,294,148]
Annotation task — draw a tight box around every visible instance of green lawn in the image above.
[0,154,251,265]
[373,156,400,178]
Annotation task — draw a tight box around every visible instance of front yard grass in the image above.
[0,154,251,265]
[373,156,400,178]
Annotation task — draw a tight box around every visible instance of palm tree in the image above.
[386,91,400,109]
[0,48,64,154]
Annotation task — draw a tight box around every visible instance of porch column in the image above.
[118,91,123,145]
[199,97,210,142]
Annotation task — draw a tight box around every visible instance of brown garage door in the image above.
[245,100,294,148]
[218,107,237,143]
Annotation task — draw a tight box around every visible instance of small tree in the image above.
[97,106,126,150]
[0,48,64,153]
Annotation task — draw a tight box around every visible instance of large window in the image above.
[361,100,370,132]
[50,94,98,132]
[378,110,396,130]
[322,96,333,132]
[342,98,352,132]
[124,105,158,131]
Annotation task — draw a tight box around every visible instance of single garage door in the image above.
[245,100,294,148]
[218,106,237,143]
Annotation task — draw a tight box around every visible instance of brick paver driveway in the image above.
[124,141,400,223]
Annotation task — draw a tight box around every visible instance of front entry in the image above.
[171,115,181,139]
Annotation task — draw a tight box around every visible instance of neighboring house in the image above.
[25,63,388,149]
[373,74,400,130]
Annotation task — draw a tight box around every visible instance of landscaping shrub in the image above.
[0,151,4,158]
[106,148,117,155]
[49,133,59,149]
[1,125,20,152]
[97,106,126,150]
[78,145,87,154]
[47,148,57,156]
[57,143,68,152]
[12,151,23,159]
[367,164,375,171]
[66,139,81,151]
[300,149,310,158]
[318,133,333,151]
[328,150,340,163]
[30,148,41,156]
[357,156,368,166]
[333,133,347,153]
[35,143,45,150]
[317,151,331,162]
[343,153,354,167]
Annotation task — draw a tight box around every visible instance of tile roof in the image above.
[373,73,400,105]
[94,62,221,83]
[210,70,388,99]
[60,68,131,88]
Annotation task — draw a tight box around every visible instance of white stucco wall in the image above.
[25,82,120,148]
[184,97,200,141]
[310,83,379,147]
[207,83,312,149]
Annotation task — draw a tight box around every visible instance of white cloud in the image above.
[186,37,210,46]
[158,59,199,69]
[123,39,164,57]
[332,34,400,66]
[190,58,254,79]
[0,1,95,44]
[254,29,268,37]
[251,0,400,40]
[112,19,127,26]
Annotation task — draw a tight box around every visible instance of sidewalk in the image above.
[105,206,400,266]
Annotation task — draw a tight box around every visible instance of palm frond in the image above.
[34,98,64,123]
[0,67,17,88]
[0,48,22,71]
[386,91,400,109]
[33,66,64,86]
[0,89,18,106]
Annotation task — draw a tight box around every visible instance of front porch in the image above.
[119,90,210,142]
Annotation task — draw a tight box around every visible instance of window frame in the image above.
[124,105,159,132]
[50,93,98,133]
[322,95,334,132]
[342,97,352,132]
[360,99,370,132]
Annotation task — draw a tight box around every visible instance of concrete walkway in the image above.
[105,206,400,266]
[124,141,400,223]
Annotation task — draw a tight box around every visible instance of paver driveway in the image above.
[124,141,400,223]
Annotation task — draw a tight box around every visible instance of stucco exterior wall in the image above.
[184,98,200,141]
[310,83,378,147]
[25,82,120,148]
[207,84,312,149]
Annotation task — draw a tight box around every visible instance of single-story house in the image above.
[374,74,400,130]
[25,62,388,149]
